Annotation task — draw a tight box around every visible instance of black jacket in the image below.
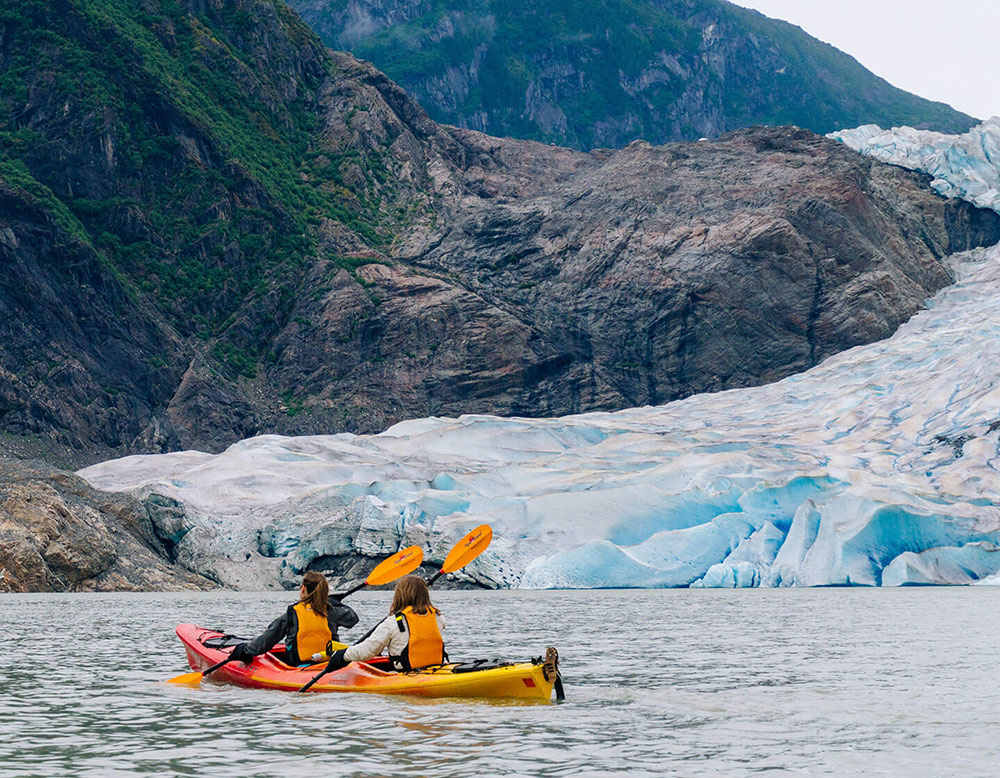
[245,599,359,664]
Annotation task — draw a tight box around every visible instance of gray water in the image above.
[2,589,999,777]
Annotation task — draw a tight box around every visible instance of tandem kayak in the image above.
[175,624,562,701]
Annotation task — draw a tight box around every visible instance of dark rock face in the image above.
[0,459,212,592]
[270,102,1000,421]
[0,1,998,464]
[290,0,977,151]
[410,126,1000,411]
[0,181,185,460]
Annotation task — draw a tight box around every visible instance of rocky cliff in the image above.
[1,0,998,466]
[290,0,977,150]
[0,458,212,591]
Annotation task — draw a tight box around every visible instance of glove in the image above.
[325,648,349,673]
[229,642,254,664]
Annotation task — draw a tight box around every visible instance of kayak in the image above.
[175,624,560,701]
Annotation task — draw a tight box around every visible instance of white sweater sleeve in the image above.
[343,616,395,663]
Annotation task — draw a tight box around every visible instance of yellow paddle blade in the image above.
[440,524,493,574]
[165,671,204,686]
[365,545,423,586]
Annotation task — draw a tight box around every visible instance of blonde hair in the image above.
[390,575,434,615]
[299,570,330,614]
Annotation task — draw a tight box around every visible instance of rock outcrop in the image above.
[385,121,1000,415]
[1,1,998,465]
[0,458,213,592]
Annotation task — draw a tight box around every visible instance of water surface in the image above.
[2,588,998,776]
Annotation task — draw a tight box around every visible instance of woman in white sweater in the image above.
[325,575,446,672]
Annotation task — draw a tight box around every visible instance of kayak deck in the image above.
[176,624,558,701]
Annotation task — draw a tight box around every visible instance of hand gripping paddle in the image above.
[166,545,425,686]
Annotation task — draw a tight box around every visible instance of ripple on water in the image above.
[2,588,999,777]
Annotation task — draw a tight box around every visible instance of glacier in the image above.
[79,248,1000,589]
[78,122,1000,590]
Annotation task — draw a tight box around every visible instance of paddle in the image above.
[166,545,425,686]
[427,524,492,585]
[336,544,425,598]
[165,654,239,687]
[296,525,494,693]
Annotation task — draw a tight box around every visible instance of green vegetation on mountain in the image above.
[291,0,976,150]
[0,0,396,343]
[0,0,440,456]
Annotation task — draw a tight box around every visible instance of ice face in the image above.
[830,118,1000,211]
[77,125,1000,590]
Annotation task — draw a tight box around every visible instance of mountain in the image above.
[1,0,998,468]
[0,0,433,463]
[288,0,978,151]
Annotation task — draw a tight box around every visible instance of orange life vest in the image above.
[292,602,332,662]
[393,605,444,670]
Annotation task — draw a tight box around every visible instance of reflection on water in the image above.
[2,588,999,776]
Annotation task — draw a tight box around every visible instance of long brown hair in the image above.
[390,575,435,615]
[299,570,330,614]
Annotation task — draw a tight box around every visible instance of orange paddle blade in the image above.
[440,524,493,574]
[366,545,424,586]
[165,671,204,686]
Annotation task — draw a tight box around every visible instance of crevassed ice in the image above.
[79,125,1000,590]
[829,117,1000,211]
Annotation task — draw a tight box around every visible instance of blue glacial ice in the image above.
[77,124,1000,589]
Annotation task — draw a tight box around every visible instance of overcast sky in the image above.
[731,0,997,121]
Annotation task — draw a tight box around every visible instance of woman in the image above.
[325,575,445,672]
[230,571,359,666]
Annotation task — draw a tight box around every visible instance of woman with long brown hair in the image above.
[229,570,359,666]
[323,575,445,672]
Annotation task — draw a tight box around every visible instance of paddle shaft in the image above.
[202,654,237,678]
[334,580,368,600]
